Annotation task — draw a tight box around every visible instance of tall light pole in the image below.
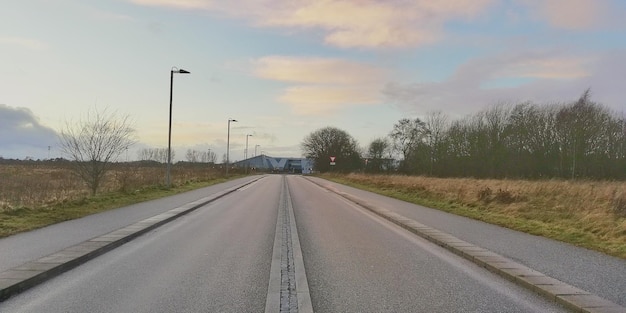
[255,144,260,157]
[245,134,253,159]
[166,67,190,188]
[245,134,253,173]
[226,118,237,174]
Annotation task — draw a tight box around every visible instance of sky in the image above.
[1,0,625,161]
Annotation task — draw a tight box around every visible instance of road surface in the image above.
[0,175,604,312]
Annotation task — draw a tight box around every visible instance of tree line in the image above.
[137,148,217,164]
[302,90,626,179]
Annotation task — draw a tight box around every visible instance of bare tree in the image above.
[200,150,217,164]
[185,149,200,163]
[367,138,392,173]
[389,117,429,173]
[380,89,625,179]
[208,151,217,164]
[482,103,511,177]
[59,107,136,195]
[138,147,172,163]
[555,89,611,178]
[424,111,449,175]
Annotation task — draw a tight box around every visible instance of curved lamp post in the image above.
[166,67,190,188]
[226,118,237,174]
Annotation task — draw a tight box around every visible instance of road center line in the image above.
[265,175,313,313]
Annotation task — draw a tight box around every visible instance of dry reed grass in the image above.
[0,162,234,238]
[330,173,626,259]
[0,163,223,212]
[0,164,83,210]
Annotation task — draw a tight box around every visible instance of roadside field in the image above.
[0,162,236,237]
[3,163,625,259]
[324,173,626,259]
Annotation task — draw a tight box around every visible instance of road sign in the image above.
[330,156,336,162]
[330,162,336,166]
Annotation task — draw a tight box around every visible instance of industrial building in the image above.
[232,155,313,174]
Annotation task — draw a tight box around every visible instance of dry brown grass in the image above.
[327,173,626,259]
[0,164,82,210]
[0,162,237,237]
[0,163,224,212]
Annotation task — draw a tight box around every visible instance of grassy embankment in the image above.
[0,163,242,238]
[323,173,626,259]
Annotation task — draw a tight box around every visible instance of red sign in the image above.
[330,156,336,162]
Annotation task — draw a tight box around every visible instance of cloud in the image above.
[127,0,625,47]
[253,56,386,116]
[495,56,591,79]
[128,0,495,49]
[383,50,623,117]
[280,85,380,115]
[129,0,214,10]
[0,105,58,158]
[0,36,46,50]
[254,56,384,84]
[93,11,135,22]
[517,0,611,30]
[450,51,593,85]
[260,0,495,48]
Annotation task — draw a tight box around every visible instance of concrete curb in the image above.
[307,178,626,313]
[0,177,263,302]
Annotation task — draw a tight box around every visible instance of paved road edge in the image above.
[0,177,264,302]
[306,177,626,313]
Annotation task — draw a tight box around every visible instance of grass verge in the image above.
[0,177,239,238]
[322,173,626,260]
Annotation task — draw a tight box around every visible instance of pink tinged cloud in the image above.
[280,85,381,115]
[518,0,610,29]
[253,56,385,84]
[127,0,495,49]
[253,56,386,116]
[258,0,494,48]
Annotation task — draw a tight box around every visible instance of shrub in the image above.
[495,189,517,204]
[477,187,492,202]
[613,190,626,217]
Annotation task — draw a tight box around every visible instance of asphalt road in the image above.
[304,177,626,307]
[0,175,580,312]
[0,176,262,273]
[287,176,567,313]
[0,176,278,313]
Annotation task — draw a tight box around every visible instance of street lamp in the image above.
[245,134,253,173]
[226,118,237,174]
[245,134,253,159]
[166,67,190,188]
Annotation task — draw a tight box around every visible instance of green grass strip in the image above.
[0,176,240,238]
